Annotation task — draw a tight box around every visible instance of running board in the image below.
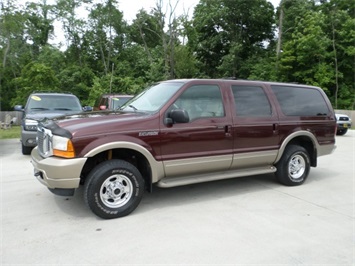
[156,166,277,188]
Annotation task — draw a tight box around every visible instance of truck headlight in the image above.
[52,135,75,158]
[24,119,38,131]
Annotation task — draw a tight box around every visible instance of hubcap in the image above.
[100,174,133,208]
[288,154,306,180]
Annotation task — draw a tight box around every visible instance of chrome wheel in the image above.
[100,174,133,208]
[288,154,306,180]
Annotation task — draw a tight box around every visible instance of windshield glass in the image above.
[27,95,82,112]
[112,97,132,109]
[121,82,184,112]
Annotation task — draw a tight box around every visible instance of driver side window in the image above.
[171,85,224,122]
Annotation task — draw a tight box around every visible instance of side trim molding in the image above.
[157,166,276,188]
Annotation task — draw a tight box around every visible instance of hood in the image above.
[46,110,157,138]
[25,110,82,121]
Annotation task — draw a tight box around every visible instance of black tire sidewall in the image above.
[84,160,144,219]
[337,129,347,135]
[276,145,310,186]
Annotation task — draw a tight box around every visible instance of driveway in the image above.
[1,131,354,265]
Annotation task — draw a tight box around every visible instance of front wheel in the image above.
[275,145,310,186]
[336,128,348,135]
[84,159,145,219]
[22,144,32,155]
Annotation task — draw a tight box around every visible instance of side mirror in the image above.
[99,105,107,110]
[14,105,24,111]
[168,109,189,124]
[83,106,93,112]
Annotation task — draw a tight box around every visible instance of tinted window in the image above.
[271,86,329,116]
[174,85,224,121]
[232,86,272,117]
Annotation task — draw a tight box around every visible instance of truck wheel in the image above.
[84,159,145,219]
[275,145,310,186]
[22,144,32,155]
[336,129,347,135]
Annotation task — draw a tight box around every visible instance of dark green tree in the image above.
[192,0,274,78]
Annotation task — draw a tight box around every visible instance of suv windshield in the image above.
[27,95,82,112]
[121,82,183,112]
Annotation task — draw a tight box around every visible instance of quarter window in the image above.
[271,86,329,116]
[232,86,272,117]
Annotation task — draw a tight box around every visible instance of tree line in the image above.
[0,0,354,110]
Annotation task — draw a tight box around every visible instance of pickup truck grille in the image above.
[37,126,53,157]
[339,117,349,121]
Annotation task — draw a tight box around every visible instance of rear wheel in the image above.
[275,145,310,186]
[84,159,145,219]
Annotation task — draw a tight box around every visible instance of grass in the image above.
[0,126,21,139]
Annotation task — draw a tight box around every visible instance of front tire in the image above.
[336,128,348,135]
[84,159,145,219]
[275,145,310,186]
[22,144,32,155]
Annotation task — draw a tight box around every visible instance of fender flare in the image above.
[274,131,318,164]
[83,141,165,183]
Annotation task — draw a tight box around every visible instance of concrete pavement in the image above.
[1,132,354,265]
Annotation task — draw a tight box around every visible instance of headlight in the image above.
[52,135,75,158]
[24,119,38,131]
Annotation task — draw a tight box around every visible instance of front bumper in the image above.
[21,129,37,147]
[31,147,87,190]
[337,123,352,130]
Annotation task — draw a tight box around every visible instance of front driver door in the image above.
[159,83,233,177]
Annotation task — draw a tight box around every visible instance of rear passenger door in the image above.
[230,84,279,169]
[160,83,233,177]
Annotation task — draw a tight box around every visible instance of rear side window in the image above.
[271,86,329,116]
[232,85,272,117]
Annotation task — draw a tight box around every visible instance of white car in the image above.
[335,113,352,135]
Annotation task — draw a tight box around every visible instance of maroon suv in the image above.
[31,79,337,219]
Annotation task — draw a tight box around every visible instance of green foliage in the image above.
[192,0,274,78]
[1,0,354,111]
[11,62,59,106]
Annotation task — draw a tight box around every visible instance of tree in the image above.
[0,1,30,110]
[24,0,55,56]
[279,11,334,93]
[192,0,274,78]
[11,62,59,106]
[321,0,355,109]
[87,0,125,75]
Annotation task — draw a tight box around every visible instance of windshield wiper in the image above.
[31,107,49,110]
[54,108,72,110]
[129,105,138,111]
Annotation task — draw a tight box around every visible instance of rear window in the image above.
[271,86,329,116]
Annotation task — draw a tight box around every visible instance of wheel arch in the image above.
[80,142,165,192]
[275,131,318,167]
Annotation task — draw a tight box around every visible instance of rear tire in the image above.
[275,145,310,186]
[84,159,145,219]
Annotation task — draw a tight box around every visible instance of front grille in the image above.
[339,117,349,121]
[37,126,53,157]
